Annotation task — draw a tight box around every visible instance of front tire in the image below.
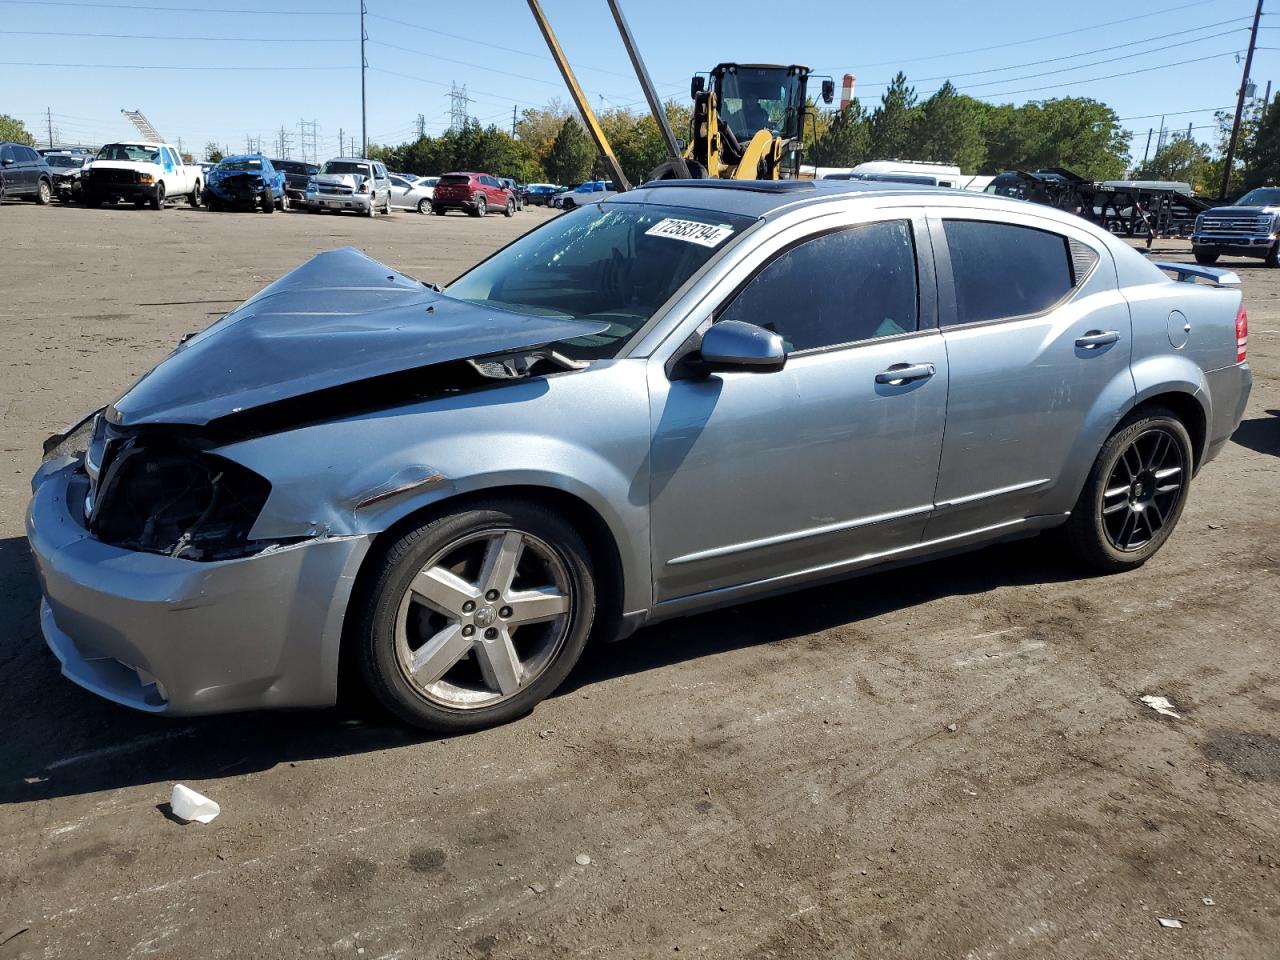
[1193,249,1219,265]
[1062,408,1193,573]
[261,187,275,213]
[357,500,596,732]
[1266,242,1279,268]
[150,182,165,210]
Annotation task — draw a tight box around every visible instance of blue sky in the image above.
[3,0,1273,164]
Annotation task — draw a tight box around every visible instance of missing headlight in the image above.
[91,441,283,561]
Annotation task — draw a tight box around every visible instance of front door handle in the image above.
[875,362,936,385]
[1075,330,1120,349]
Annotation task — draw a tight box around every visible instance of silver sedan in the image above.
[388,174,434,213]
[28,180,1252,732]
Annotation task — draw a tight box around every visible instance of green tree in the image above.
[1241,95,1280,189]
[910,82,985,172]
[868,73,918,160]
[979,97,1128,178]
[1134,135,1213,190]
[0,115,36,146]
[545,117,595,184]
[204,142,224,163]
[808,101,870,166]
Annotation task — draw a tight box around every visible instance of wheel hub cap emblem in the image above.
[474,605,497,628]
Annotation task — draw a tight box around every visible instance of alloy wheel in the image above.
[394,529,572,709]
[1100,426,1185,552]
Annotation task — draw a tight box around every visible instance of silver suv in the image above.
[29,180,1252,731]
[306,156,392,216]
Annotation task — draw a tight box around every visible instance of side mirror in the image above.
[0,157,13,166]
[699,320,786,373]
[821,79,835,104]
[690,75,705,99]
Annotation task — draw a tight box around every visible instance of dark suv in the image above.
[431,172,514,217]
[271,158,319,201]
[0,142,53,204]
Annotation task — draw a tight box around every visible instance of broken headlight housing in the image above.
[90,440,276,561]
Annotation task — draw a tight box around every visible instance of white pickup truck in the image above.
[81,141,203,209]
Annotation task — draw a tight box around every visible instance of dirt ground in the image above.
[0,199,1277,960]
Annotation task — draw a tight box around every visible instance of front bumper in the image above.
[26,460,372,715]
[1191,233,1276,257]
[82,180,159,201]
[307,192,372,212]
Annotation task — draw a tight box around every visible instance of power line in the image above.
[856,0,1234,68]
[1117,105,1234,121]
[0,59,354,70]
[855,18,1251,88]
[0,0,349,12]
[0,28,349,40]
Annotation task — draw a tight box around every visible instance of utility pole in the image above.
[1155,115,1167,156]
[360,0,368,158]
[46,106,53,148]
[512,104,517,136]
[1221,0,1265,199]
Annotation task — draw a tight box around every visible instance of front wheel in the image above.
[1193,249,1219,265]
[356,501,597,732]
[1062,408,1193,573]
[261,187,275,213]
[150,182,166,210]
[1266,242,1279,268]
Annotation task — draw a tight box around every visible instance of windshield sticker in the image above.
[645,218,735,248]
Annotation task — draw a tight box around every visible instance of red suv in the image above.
[431,172,515,217]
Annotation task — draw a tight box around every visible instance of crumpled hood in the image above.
[313,172,364,190]
[106,247,607,428]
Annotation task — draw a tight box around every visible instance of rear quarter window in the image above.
[943,219,1074,325]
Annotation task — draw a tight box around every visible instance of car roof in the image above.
[610,178,944,217]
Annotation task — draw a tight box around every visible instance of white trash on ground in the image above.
[170,784,221,823]
[1157,917,1184,929]
[1140,695,1182,719]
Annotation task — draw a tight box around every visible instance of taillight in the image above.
[1236,303,1248,362]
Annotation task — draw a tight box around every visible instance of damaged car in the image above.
[28,180,1252,732]
[205,154,287,212]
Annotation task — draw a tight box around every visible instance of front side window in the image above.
[942,220,1073,326]
[446,203,755,360]
[717,220,919,352]
[1236,187,1280,206]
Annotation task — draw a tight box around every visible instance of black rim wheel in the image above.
[1101,426,1186,552]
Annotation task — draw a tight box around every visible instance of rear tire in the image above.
[1062,408,1193,573]
[1193,250,1219,265]
[356,500,597,732]
[432,204,446,215]
[504,198,515,217]
[471,196,486,217]
[418,197,430,214]
[188,182,202,207]
[36,179,51,205]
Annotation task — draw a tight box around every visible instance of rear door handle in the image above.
[875,362,936,385]
[1075,330,1120,349]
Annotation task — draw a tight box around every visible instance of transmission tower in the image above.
[448,82,473,131]
[416,113,426,138]
[298,119,319,164]
[276,125,293,159]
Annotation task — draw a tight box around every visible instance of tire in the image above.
[261,187,275,213]
[35,179,51,205]
[83,194,100,208]
[1062,407,1193,573]
[562,197,576,209]
[356,500,597,732]
[365,196,377,217]
[383,193,392,215]
[418,197,430,214]
[504,198,515,218]
[1193,250,1219,265]
[471,195,487,217]
[188,181,202,207]
[134,199,147,209]
[1266,242,1279,268]
[279,191,288,211]
[207,194,221,212]
[433,204,446,215]
[150,182,165,210]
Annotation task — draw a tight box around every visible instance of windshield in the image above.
[96,143,159,162]
[46,155,83,168]
[1236,187,1280,206]
[716,67,803,142]
[445,203,755,360]
[321,160,372,177]
[218,157,263,171]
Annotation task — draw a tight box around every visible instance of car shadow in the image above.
[0,532,1087,805]
[1231,410,1280,457]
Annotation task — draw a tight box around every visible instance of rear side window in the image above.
[718,220,919,352]
[22,146,41,162]
[942,220,1073,325]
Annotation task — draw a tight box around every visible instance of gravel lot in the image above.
[0,200,1277,960]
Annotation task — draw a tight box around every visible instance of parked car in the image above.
[81,141,203,209]
[44,152,86,202]
[205,154,288,212]
[0,142,53,204]
[306,157,391,216]
[524,183,560,206]
[432,171,515,217]
[549,182,582,209]
[1191,186,1280,266]
[39,146,89,157]
[28,180,1252,733]
[271,159,319,202]
[555,180,617,209]
[388,173,435,213]
[498,177,525,211]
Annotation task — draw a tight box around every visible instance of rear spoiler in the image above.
[1150,260,1241,287]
